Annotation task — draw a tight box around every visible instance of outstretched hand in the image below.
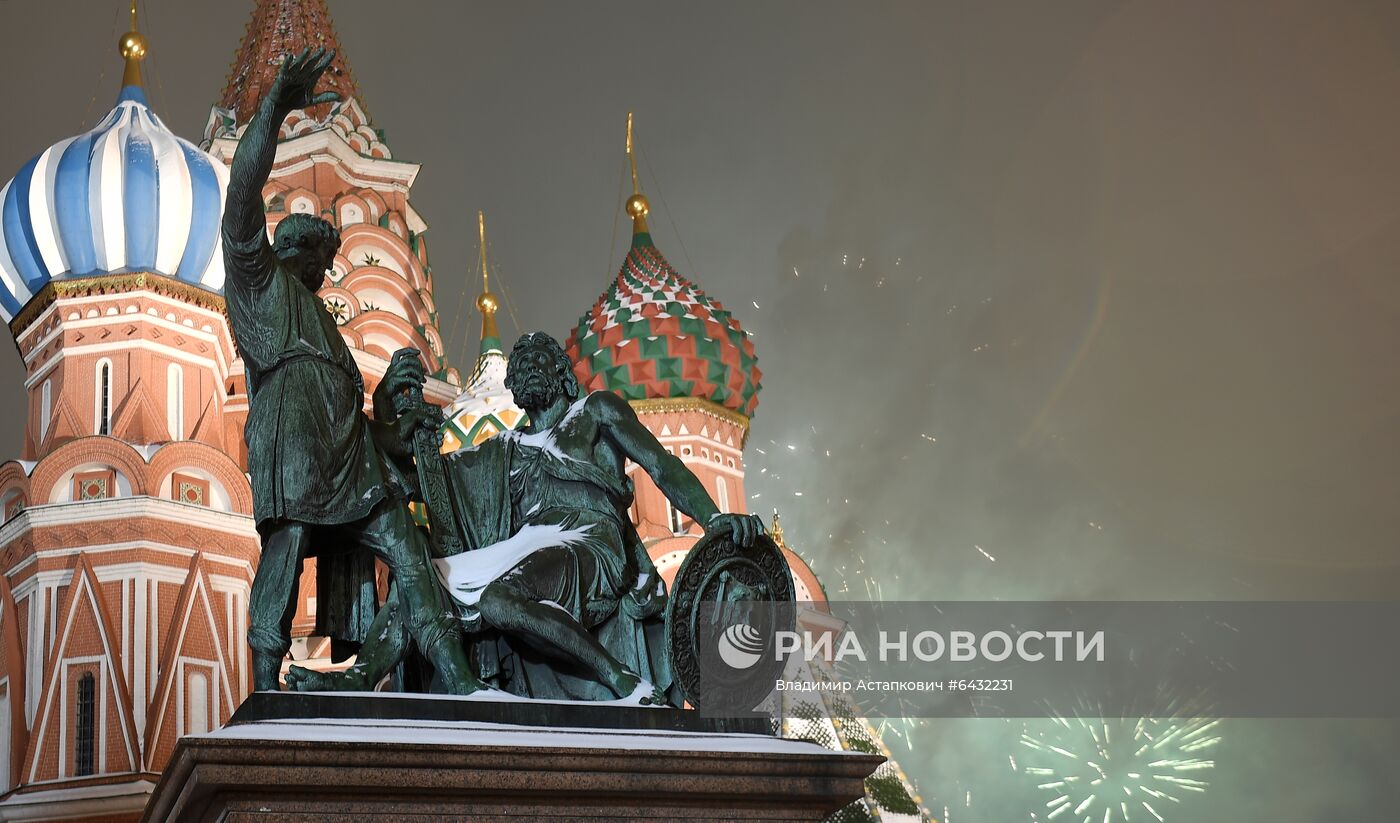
[706,513,767,548]
[271,47,341,112]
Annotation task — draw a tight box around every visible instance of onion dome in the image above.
[440,212,526,452]
[565,115,761,417]
[0,6,227,324]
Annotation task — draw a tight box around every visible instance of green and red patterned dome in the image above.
[566,203,761,417]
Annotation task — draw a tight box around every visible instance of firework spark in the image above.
[1015,699,1220,823]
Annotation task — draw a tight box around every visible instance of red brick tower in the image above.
[0,9,258,818]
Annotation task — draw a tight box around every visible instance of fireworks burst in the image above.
[1015,699,1220,823]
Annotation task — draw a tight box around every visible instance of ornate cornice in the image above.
[628,396,751,447]
[9,273,227,338]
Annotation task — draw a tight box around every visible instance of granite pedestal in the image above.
[142,692,882,822]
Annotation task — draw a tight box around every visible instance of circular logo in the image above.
[718,622,766,670]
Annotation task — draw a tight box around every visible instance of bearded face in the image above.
[511,363,559,409]
[507,344,564,411]
[505,332,579,413]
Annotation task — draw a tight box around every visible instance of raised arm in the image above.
[594,391,765,547]
[223,49,340,266]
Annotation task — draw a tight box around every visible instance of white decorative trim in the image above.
[148,578,157,743]
[25,339,226,391]
[404,201,427,234]
[133,576,146,738]
[209,127,419,189]
[147,571,235,756]
[715,477,730,513]
[207,574,251,593]
[654,434,744,459]
[38,379,51,445]
[92,562,216,586]
[678,456,745,480]
[0,777,154,819]
[0,682,10,794]
[27,567,138,784]
[18,293,232,362]
[175,658,219,738]
[47,588,56,656]
[24,592,40,726]
[166,362,185,441]
[121,578,131,702]
[13,552,254,590]
[0,497,255,545]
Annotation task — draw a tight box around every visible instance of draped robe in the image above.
[434,430,674,702]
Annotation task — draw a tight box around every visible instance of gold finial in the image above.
[478,210,491,296]
[475,211,501,347]
[771,508,786,548]
[118,1,147,90]
[625,112,637,192]
[624,112,650,236]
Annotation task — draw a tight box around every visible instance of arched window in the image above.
[74,672,95,776]
[666,500,690,535]
[166,363,184,441]
[95,360,112,436]
[39,379,51,443]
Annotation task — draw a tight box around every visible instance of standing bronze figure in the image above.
[222,48,478,694]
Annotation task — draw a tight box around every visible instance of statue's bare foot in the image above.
[613,669,668,707]
[285,664,371,692]
[640,683,668,707]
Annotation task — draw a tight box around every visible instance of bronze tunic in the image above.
[222,229,393,531]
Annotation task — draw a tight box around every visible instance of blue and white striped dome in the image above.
[0,86,228,324]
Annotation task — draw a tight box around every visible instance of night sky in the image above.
[3,1,1399,819]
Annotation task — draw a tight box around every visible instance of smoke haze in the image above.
[3,1,1398,818]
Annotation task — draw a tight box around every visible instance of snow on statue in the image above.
[286,332,767,705]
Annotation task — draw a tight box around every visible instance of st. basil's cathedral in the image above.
[0,2,929,820]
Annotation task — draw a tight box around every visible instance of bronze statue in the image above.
[288,333,767,703]
[222,48,478,694]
